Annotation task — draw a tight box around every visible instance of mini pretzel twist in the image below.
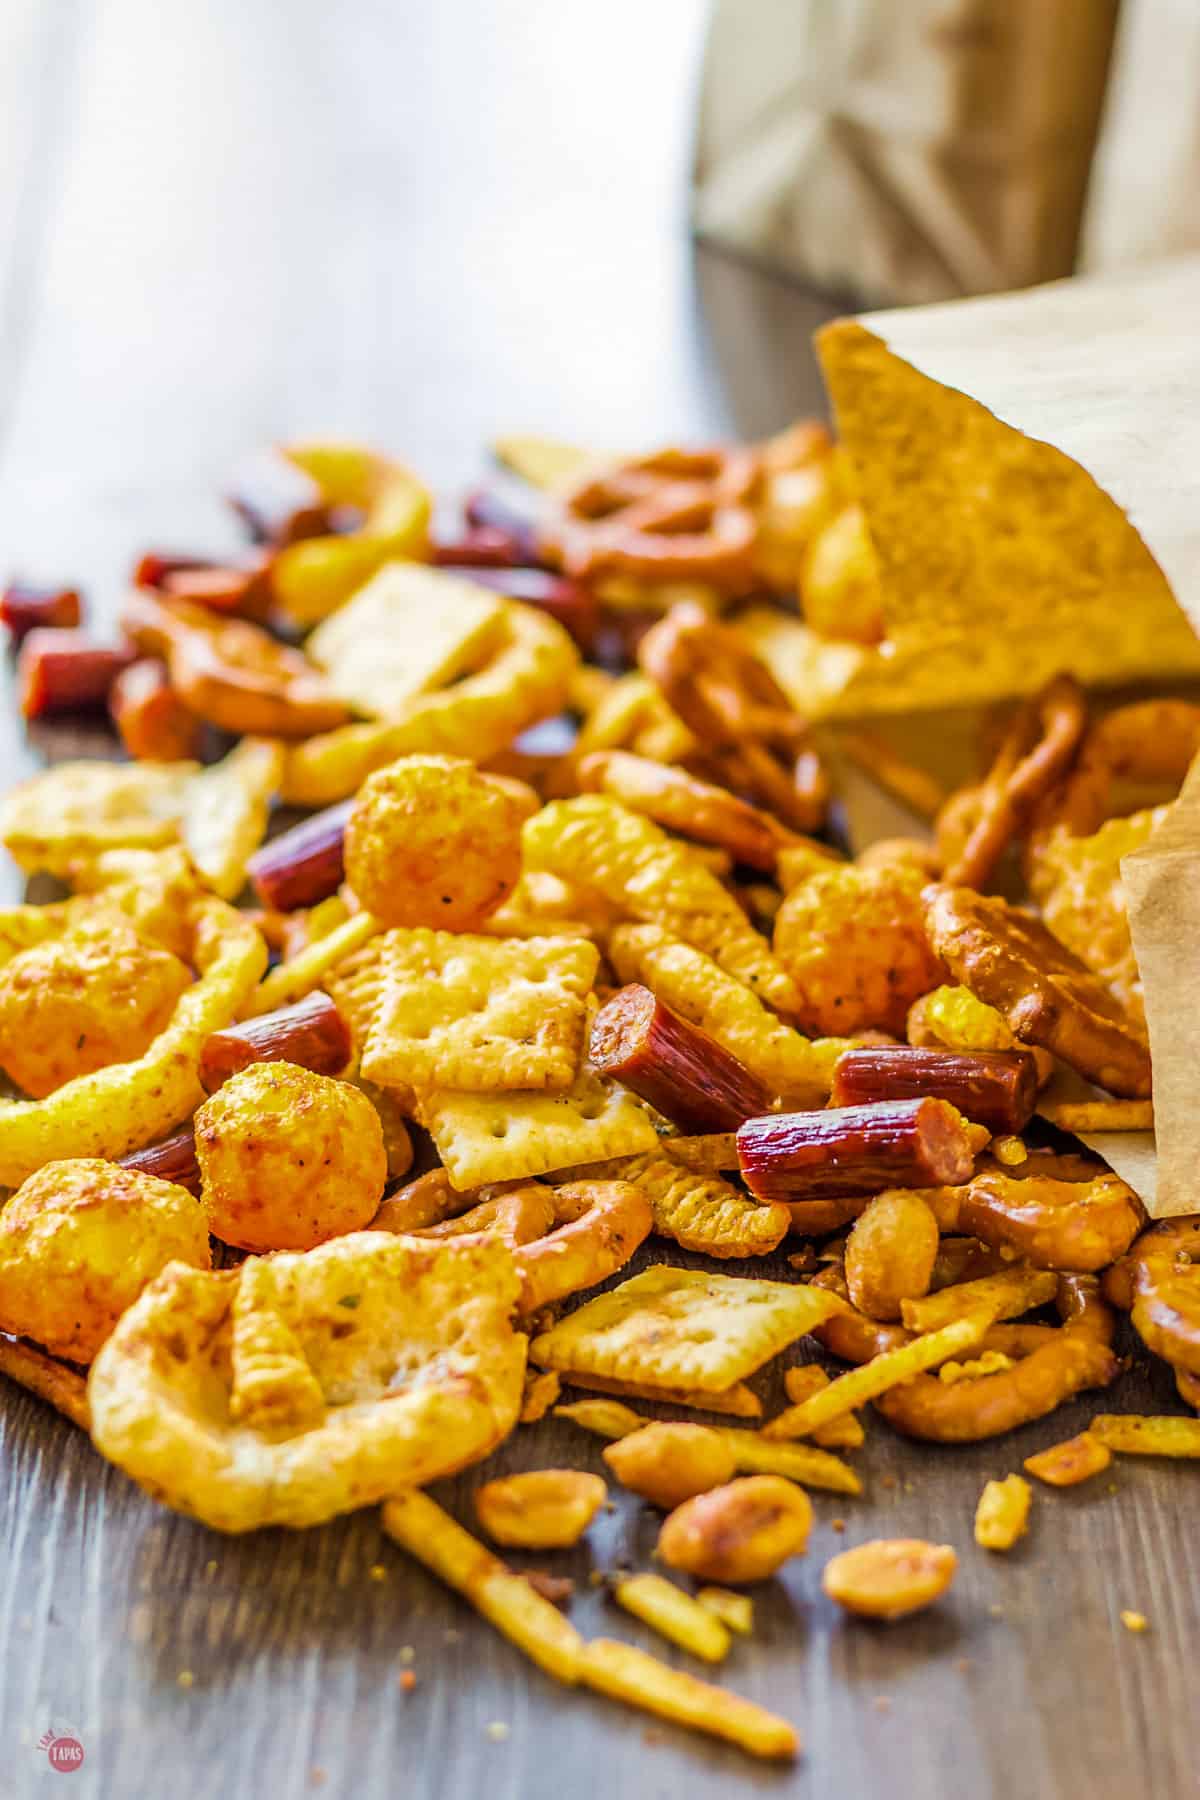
[1025,697,1200,860]
[638,605,828,833]
[370,1173,653,1315]
[936,674,1087,889]
[539,447,762,591]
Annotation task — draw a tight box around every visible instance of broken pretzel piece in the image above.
[122,588,349,738]
[924,885,1152,1099]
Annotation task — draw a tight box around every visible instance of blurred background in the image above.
[1,0,1196,588]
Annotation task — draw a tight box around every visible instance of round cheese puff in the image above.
[0,1159,210,1362]
[344,755,536,931]
[195,1060,386,1252]
[0,917,190,1099]
[773,861,943,1038]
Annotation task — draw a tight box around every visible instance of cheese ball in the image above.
[0,1159,210,1362]
[773,863,943,1038]
[344,754,533,931]
[0,918,190,1098]
[195,1060,386,1251]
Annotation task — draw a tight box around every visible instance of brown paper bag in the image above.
[692,0,1119,307]
[807,256,1200,1215]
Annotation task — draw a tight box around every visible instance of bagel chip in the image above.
[88,1233,526,1532]
[1,760,198,879]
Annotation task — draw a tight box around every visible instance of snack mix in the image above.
[0,428,1194,1763]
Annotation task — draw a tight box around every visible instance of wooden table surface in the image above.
[0,4,1195,1796]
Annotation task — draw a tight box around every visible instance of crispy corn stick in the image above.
[245,910,381,1017]
[697,1588,754,1636]
[579,1638,799,1761]
[900,1269,1058,1335]
[380,1491,583,1681]
[560,1371,762,1419]
[783,1366,866,1449]
[553,1398,644,1439]
[1039,1100,1154,1133]
[0,1335,90,1429]
[553,1399,862,1494]
[1088,1415,1200,1458]
[763,1312,995,1440]
[612,1573,731,1663]
[712,1428,862,1495]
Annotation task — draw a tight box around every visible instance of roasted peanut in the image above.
[602,1423,736,1510]
[656,1476,812,1585]
[474,1470,607,1549]
[974,1475,1032,1551]
[1022,1432,1112,1488]
[822,1539,957,1621]
[844,1189,941,1322]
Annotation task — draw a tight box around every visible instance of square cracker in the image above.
[420,1066,657,1190]
[529,1265,839,1393]
[361,930,598,1093]
[307,562,507,719]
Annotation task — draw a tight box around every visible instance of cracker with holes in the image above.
[307,562,508,719]
[529,1265,839,1392]
[419,1066,658,1190]
[361,929,599,1093]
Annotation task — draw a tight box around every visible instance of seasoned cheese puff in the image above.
[344,754,533,931]
[0,1159,209,1361]
[0,918,190,1098]
[773,863,942,1037]
[195,1061,386,1251]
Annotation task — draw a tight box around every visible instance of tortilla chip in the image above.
[529,1265,838,1393]
[420,1066,658,1190]
[758,309,1200,717]
[361,930,597,1093]
[307,562,507,718]
[89,1234,526,1533]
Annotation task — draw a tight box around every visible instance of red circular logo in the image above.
[47,1736,85,1773]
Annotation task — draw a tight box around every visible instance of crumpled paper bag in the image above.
[692,0,1118,307]
[810,255,1200,1214]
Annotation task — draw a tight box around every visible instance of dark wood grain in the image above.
[0,4,1196,1797]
